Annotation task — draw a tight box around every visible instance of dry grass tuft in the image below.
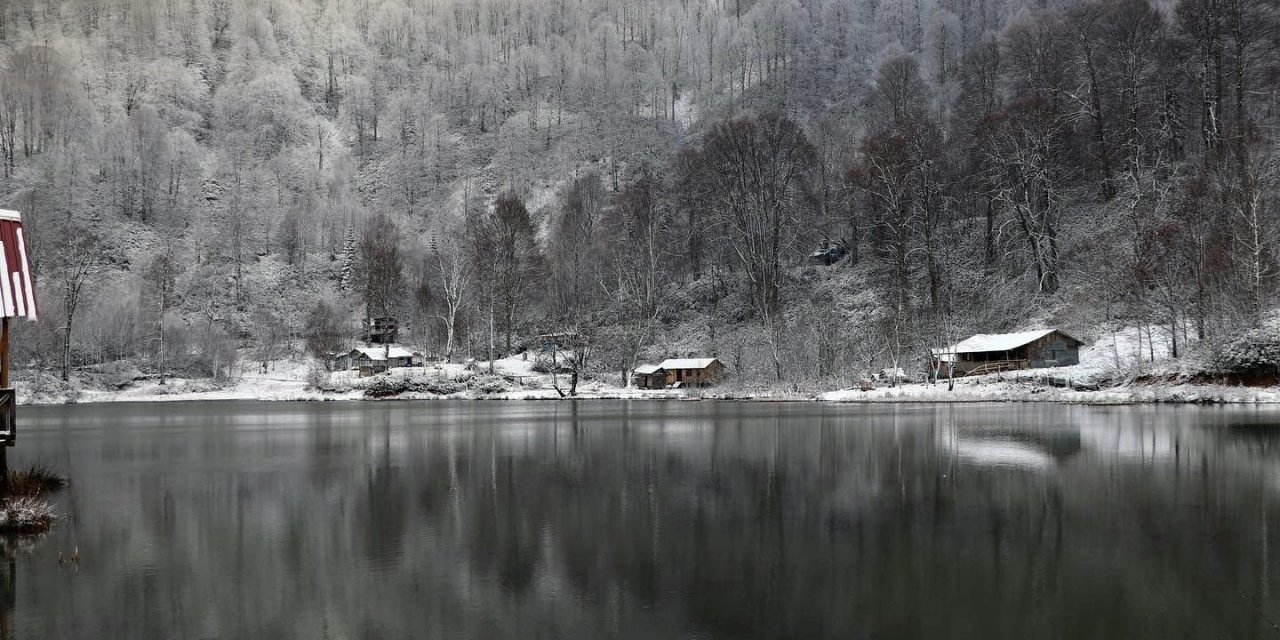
[6,463,69,498]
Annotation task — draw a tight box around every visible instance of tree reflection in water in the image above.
[10,401,1280,639]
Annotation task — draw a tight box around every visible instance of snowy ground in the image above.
[16,327,1279,406]
[818,326,1280,405]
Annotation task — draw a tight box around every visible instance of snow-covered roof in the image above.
[658,358,721,370]
[351,347,415,361]
[0,210,20,222]
[935,329,1081,355]
[633,364,664,375]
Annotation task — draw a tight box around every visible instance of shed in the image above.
[631,364,667,389]
[657,358,727,388]
[932,329,1084,376]
[340,346,416,376]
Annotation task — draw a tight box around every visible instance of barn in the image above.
[933,329,1084,376]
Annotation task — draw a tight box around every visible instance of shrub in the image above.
[0,497,56,534]
[1216,327,1280,376]
[363,376,412,398]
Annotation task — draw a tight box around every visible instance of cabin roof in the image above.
[351,346,415,361]
[633,364,664,375]
[658,358,721,370]
[0,210,38,320]
[935,329,1082,356]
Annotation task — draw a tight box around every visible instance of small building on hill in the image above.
[536,332,581,352]
[339,346,417,376]
[364,317,399,345]
[933,329,1084,376]
[658,358,727,388]
[632,364,667,389]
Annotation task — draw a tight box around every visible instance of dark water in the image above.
[6,401,1280,638]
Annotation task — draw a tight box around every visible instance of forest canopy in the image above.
[0,0,1277,387]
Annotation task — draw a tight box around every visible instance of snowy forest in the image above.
[0,0,1278,391]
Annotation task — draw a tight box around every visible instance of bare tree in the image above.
[469,191,539,360]
[429,230,469,362]
[357,213,405,321]
[51,226,107,382]
[691,114,817,379]
[142,248,181,383]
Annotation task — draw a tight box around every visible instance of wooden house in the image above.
[932,329,1084,376]
[339,346,416,376]
[632,364,667,389]
[657,358,727,387]
[364,317,399,345]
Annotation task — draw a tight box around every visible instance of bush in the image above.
[1216,327,1280,375]
[0,497,56,534]
[470,375,510,395]
[363,376,412,398]
[532,352,571,374]
[307,363,331,391]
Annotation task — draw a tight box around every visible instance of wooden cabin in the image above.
[631,364,667,389]
[657,358,727,388]
[339,346,416,376]
[364,317,399,345]
[933,329,1084,376]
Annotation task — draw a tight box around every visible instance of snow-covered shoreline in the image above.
[18,328,1280,407]
[16,374,1280,407]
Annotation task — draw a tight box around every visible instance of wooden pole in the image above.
[0,317,10,494]
[1,317,10,387]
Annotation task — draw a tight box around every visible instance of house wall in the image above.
[632,373,666,389]
[663,363,726,387]
[1026,334,1080,368]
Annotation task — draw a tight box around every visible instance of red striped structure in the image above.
[0,211,37,320]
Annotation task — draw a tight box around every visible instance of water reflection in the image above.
[10,401,1280,638]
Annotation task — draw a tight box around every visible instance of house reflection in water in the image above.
[938,424,1083,469]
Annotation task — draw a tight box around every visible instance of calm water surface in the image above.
[6,400,1280,638]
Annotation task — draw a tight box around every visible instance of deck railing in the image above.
[961,359,1030,377]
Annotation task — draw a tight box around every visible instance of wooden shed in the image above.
[933,329,1084,376]
[657,358,727,388]
[631,364,667,389]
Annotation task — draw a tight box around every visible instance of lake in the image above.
[7,400,1280,639]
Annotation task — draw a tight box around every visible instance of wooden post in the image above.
[1,317,9,387]
[0,317,10,494]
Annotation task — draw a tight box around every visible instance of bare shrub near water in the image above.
[0,497,56,534]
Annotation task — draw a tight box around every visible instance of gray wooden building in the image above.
[932,329,1084,376]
